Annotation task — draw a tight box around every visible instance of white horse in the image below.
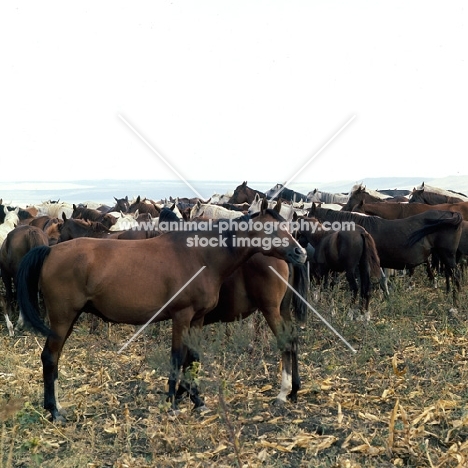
[0,207,20,247]
[247,193,297,220]
[35,201,74,219]
[189,201,244,220]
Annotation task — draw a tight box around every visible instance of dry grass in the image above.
[2,267,468,467]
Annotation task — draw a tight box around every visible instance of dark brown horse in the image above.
[341,184,407,211]
[71,205,117,229]
[228,181,266,204]
[409,183,468,205]
[58,215,160,242]
[128,196,161,217]
[351,200,468,221]
[158,206,309,406]
[295,216,381,314]
[16,208,306,422]
[309,205,463,299]
[0,225,49,336]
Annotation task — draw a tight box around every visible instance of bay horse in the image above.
[341,184,407,211]
[309,205,463,301]
[158,206,309,405]
[351,200,468,221]
[295,215,381,315]
[228,181,266,204]
[128,196,161,217]
[16,208,306,422]
[0,225,49,336]
[409,183,468,205]
[71,205,117,230]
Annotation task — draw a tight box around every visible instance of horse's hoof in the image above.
[167,408,181,417]
[193,404,210,413]
[51,413,67,424]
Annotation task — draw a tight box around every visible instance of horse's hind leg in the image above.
[1,275,15,336]
[42,314,80,422]
[175,347,206,410]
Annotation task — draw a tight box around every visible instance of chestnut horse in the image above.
[228,181,266,204]
[16,208,306,422]
[409,183,468,205]
[351,200,468,221]
[158,206,309,406]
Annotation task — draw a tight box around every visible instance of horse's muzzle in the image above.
[289,246,307,265]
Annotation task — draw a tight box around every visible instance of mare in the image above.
[57,216,158,242]
[27,216,62,245]
[16,208,306,422]
[34,201,74,219]
[58,217,122,243]
[351,200,468,221]
[96,196,131,214]
[341,184,393,211]
[306,189,349,204]
[158,205,309,405]
[409,183,468,204]
[0,208,20,247]
[248,194,298,219]
[0,203,34,224]
[295,216,381,316]
[189,201,244,220]
[128,196,161,217]
[309,205,463,301]
[265,183,308,202]
[71,205,117,230]
[0,225,49,336]
[228,181,266,204]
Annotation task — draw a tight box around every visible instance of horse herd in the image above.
[0,180,467,422]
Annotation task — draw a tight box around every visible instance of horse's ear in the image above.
[273,199,282,213]
[197,200,201,208]
[292,211,298,222]
[136,195,141,203]
[260,197,268,212]
[242,181,247,186]
[170,203,175,211]
[73,204,77,210]
[133,210,139,218]
[62,212,67,221]
[114,197,118,202]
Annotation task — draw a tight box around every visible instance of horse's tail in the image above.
[16,245,52,336]
[361,231,381,280]
[408,212,463,246]
[358,231,381,303]
[289,262,309,323]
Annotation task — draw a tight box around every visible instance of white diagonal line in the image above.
[269,115,356,201]
[117,266,206,354]
[118,114,207,200]
[269,266,357,354]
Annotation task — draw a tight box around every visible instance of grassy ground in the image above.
[2,268,468,467]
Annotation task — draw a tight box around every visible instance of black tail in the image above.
[16,245,52,336]
[289,262,309,323]
[408,212,462,246]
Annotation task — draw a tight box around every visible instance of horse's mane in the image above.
[350,184,390,200]
[312,207,382,230]
[415,183,468,200]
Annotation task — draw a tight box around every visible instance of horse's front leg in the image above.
[174,316,207,410]
[167,309,198,411]
[262,308,297,404]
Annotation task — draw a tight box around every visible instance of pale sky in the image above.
[2,1,468,186]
